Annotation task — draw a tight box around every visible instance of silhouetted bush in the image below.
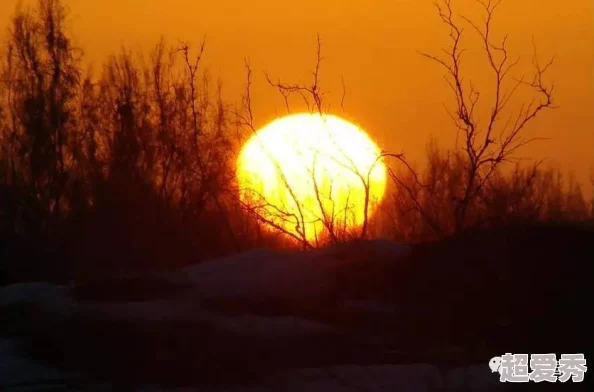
[384,141,592,243]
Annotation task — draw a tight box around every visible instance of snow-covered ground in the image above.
[0,282,75,316]
[262,364,502,392]
[182,240,411,304]
[0,339,82,391]
[182,248,334,302]
[77,298,337,337]
[0,240,513,391]
[1,337,502,391]
[137,364,502,391]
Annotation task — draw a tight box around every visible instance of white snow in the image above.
[2,239,446,391]
[76,296,336,337]
[276,364,444,392]
[136,363,501,392]
[362,238,413,260]
[268,364,501,392]
[78,298,193,321]
[182,248,332,302]
[0,282,76,316]
[340,299,396,313]
[0,339,77,390]
[198,313,334,336]
[0,339,504,392]
[181,240,412,304]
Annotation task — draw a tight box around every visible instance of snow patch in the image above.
[0,339,77,390]
[199,313,335,336]
[182,249,331,302]
[0,282,75,316]
[182,240,412,304]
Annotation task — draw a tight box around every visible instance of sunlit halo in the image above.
[237,113,387,241]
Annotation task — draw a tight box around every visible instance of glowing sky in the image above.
[1,0,592,192]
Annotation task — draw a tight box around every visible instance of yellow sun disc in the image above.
[237,113,387,241]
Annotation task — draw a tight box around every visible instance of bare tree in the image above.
[590,172,594,218]
[1,0,81,227]
[265,34,326,115]
[420,0,555,232]
[386,146,590,243]
[236,60,313,249]
[236,36,391,248]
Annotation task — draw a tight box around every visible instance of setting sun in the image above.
[237,113,387,241]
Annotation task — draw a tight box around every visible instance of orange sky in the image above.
[1,0,593,193]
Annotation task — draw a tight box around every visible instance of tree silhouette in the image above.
[1,0,81,229]
[237,36,391,248]
[390,0,557,238]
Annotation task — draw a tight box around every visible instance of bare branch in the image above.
[340,74,346,111]
[265,33,326,115]
[419,0,556,231]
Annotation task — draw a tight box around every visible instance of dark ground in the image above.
[1,222,592,390]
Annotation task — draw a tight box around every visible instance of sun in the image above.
[237,113,387,241]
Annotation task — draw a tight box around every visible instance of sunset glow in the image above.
[237,113,387,240]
